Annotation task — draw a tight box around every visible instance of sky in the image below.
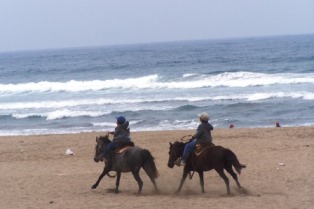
[0,0,313,52]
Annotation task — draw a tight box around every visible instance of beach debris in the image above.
[278,162,285,166]
[65,148,75,155]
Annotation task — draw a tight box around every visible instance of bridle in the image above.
[171,138,196,179]
[170,143,182,162]
[95,138,107,155]
[170,134,192,161]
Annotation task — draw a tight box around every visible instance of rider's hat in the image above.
[116,116,126,125]
[198,112,209,122]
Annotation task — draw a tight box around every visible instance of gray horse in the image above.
[92,135,159,194]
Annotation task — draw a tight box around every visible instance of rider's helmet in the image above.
[116,116,126,125]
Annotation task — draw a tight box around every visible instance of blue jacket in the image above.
[112,121,131,144]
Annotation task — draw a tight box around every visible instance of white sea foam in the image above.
[12,109,107,120]
[1,72,314,95]
[212,92,314,101]
[92,120,143,128]
[182,73,198,78]
[2,91,314,112]
[92,122,116,127]
[10,105,174,120]
[46,109,105,120]
[0,97,180,110]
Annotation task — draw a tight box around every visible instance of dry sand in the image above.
[0,127,313,209]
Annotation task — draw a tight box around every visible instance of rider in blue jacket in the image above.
[95,116,131,161]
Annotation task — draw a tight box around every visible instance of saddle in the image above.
[114,141,135,154]
[194,142,215,156]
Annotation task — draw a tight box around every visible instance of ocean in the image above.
[0,34,313,136]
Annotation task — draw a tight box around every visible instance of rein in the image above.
[180,134,192,142]
[189,171,195,179]
[172,138,196,179]
[95,136,116,178]
[179,135,196,179]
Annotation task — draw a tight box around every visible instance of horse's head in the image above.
[94,135,111,163]
[167,141,185,168]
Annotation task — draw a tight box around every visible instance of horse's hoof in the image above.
[174,190,181,195]
[154,189,160,194]
[91,185,97,189]
[134,190,142,195]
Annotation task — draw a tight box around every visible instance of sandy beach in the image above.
[0,127,313,209]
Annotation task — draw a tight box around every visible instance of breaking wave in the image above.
[1,72,314,95]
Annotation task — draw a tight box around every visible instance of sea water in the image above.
[0,34,313,135]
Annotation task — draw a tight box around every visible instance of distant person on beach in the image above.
[95,116,131,161]
[174,112,214,166]
[276,122,281,127]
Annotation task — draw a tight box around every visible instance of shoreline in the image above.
[1,126,313,209]
[1,125,313,138]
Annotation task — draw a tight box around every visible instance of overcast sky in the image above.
[0,0,313,52]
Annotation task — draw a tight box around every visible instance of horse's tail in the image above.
[225,149,246,174]
[142,149,159,179]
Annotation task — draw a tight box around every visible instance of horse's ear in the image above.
[169,142,173,146]
[96,137,99,143]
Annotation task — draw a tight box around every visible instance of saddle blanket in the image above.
[114,146,130,154]
[194,143,215,156]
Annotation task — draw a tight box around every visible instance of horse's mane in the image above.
[170,141,185,152]
[96,135,112,144]
[174,141,186,146]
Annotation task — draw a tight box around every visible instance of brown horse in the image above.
[168,141,246,195]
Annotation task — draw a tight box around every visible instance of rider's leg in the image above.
[181,140,196,163]
[103,142,119,159]
[95,142,119,161]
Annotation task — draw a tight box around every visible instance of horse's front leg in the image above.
[115,172,121,193]
[91,166,110,189]
[198,171,205,193]
[175,169,189,194]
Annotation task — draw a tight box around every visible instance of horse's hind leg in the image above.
[91,166,110,189]
[131,171,143,194]
[142,168,158,193]
[225,163,242,190]
[216,169,231,195]
[198,171,205,193]
[114,172,121,193]
[148,175,158,193]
